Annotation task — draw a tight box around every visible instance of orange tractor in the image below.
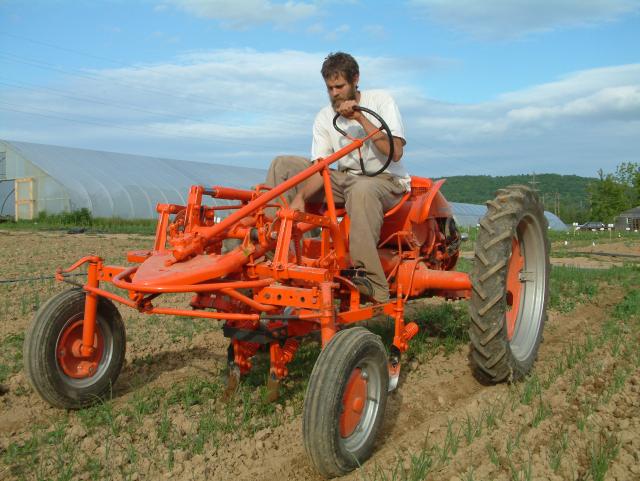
[24,107,549,477]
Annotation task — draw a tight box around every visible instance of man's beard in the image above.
[331,83,358,110]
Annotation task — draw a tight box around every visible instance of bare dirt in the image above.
[0,231,638,481]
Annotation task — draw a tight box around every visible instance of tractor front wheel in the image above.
[303,327,388,478]
[469,185,550,382]
[24,288,126,408]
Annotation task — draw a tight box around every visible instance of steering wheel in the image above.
[332,106,394,177]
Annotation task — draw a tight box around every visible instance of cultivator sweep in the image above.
[24,107,550,477]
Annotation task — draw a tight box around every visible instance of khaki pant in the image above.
[265,155,406,301]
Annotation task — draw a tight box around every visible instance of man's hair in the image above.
[321,52,359,84]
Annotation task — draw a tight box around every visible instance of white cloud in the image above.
[409,0,640,39]
[151,31,181,44]
[507,85,640,122]
[324,24,350,41]
[1,50,638,177]
[164,0,318,29]
[363,24,387,39]
[403,63,640,176]
[305,22,350,40]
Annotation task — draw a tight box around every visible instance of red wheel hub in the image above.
[340,368,367,438]
[57,319,104,378]
[506,236,524,340]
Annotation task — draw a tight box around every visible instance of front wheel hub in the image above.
[57,319,104,378]
[340,368,368,438]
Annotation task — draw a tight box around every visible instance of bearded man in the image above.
[265,52,410,303]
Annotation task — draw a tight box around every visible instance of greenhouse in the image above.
[450,201,567,231]
[0,140,267,220]
[0,139,566,230]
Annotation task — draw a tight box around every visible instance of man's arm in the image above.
[337,100,404,161]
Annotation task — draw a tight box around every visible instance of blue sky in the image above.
[1,0,639,178]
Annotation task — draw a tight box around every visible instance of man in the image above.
[265,52,410,302]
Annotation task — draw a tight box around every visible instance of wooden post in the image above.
[15,177,35,220]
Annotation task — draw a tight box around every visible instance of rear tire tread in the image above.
[469,185,550,383]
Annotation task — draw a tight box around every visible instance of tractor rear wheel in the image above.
[469,185,549,382]
[24,288,126,408]
[303,327,388,478]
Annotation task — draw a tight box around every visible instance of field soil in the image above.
[1,231,638,480]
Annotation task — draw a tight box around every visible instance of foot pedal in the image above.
[266,374,280,403]
[222,364,241,401]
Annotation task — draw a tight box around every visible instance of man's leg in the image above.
[344,174,406,302]
[264,155,312,216]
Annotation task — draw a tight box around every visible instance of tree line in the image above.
[588,162,640,224]
[437,162,639,224]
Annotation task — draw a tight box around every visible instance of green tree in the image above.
[614,162,640,206]
[588,169,631,223]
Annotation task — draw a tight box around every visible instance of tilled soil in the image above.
[0,231,638,481]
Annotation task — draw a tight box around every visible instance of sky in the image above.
[1,0,639,179]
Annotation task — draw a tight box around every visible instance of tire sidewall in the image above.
[332,338,388,469]
[25,288,126,408]
[303,327,389,477]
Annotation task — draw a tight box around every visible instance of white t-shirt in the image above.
[311,89,411,191]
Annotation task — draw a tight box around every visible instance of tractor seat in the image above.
[304,176,432,219]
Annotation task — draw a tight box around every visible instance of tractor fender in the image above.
[408,178,452,224]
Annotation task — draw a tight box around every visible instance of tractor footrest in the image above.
[340,268,367,279]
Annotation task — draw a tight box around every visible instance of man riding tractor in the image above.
[266,51,409,303]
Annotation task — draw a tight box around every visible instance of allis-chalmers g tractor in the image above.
[24,107,549,478]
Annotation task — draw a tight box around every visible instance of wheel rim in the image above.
[55,315,114,388]
[507,214,547,362]
[340,368,367,438]
[505,237,524,340]
[339,355,384,453]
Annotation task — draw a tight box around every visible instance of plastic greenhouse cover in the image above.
[450,202,567,230]
[5,141,568,230]
[7,141,268,219]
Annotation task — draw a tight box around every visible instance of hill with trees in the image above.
[436,163,640,224]
[436,173,594,223]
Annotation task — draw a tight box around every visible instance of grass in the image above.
[402,301,470,360]
[165,316,213,343]
[358,270,639,481]
[1,209,157,234]
[443,419,460,458]
[549,263,639,313]
[587,431,620,481]
[0,332,24,384]
[548,229,640,244]
[1,231,638,480]
[520,374,542,405]
[547,429,569,473]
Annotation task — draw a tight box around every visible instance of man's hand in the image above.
[336,100,363,121]
[338,101,404,161]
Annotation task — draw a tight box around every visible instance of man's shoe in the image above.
[352,277,389,304]
[352,276,374,299]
